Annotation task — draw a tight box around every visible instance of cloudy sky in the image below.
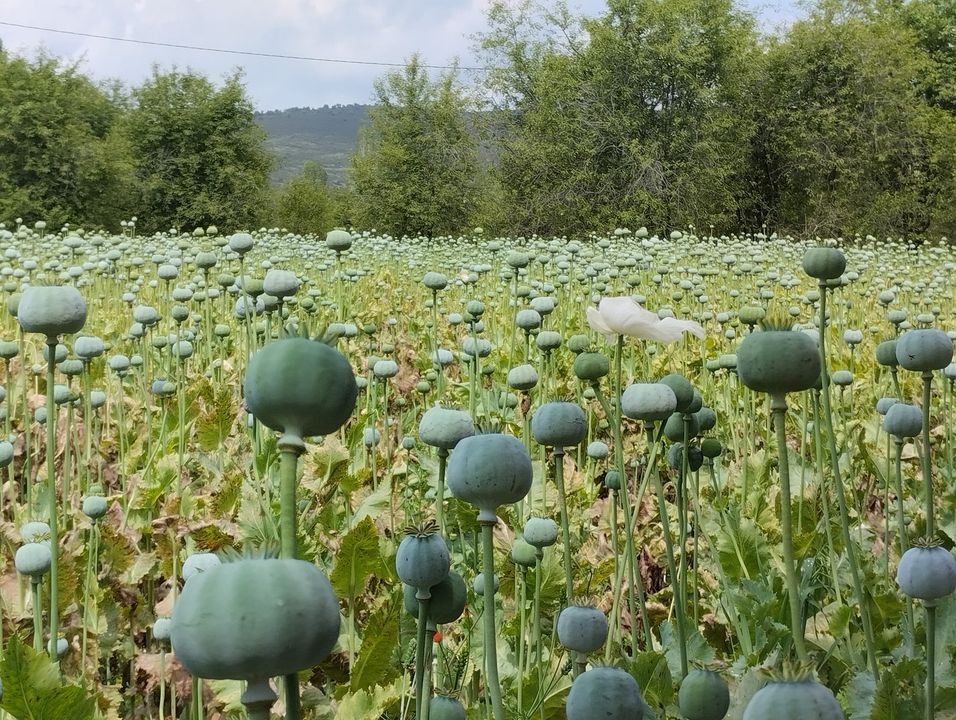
[0,0,801,111]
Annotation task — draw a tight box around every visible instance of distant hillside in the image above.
[255,105,369,186]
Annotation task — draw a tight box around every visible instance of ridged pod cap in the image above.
[621,383,677,421]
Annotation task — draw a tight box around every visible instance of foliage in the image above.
[0,50,132,228]
[744,0,956,237]
[0,635,95,720]
[272,161,335,235]
[122,67,273,233]
[349,54,482,237]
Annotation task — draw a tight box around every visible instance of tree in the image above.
[0,50,133,227]
[349,55,482,237]
[123,68,273,232]
[477,0,758,236]
[272,161,334,234]
[746,0,956,237]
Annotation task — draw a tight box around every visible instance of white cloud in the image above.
[0,0,802,109]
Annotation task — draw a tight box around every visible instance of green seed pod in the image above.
[567,334,590,354]
[667,442,703,472]
[695,407,717,433]
[447,433,533,523]
[0,341,18,360]
[153,617,172,643]
[802,246,847,280]
[419,406,474,450]
[325,229,352,251]
[883,403,923,439]
[621,383,677,421]
[396,524,450,599]
[473,572,499,595]
[17,286,87,337]
[403,570,467,625]
[738,306,765,326]
[658,373,695,412]
[182,553,222,581]
[678,669,730,720]
[516,309,542,331]
[664,412,699,442]
[429,695,465,720]
[82,495,108,520]
[422,272,448,291]
[737,327,821,395]
[15,542,52,579]
[896,544,956,602]
[511,538,538,568]
[523,517,558,549]
[573,352,609,381]
[74,335,104,360]
[244,337,357,440]
[566,666,644,720]
[875,340,898,367]
[587,441,609,460]
[742,675,843,720]
[831,370,853,387]
[531,402,587,448]
[875,397,897,415]
[895,329,953,372]
[507,364,538,391]
[557,604,608,654]
[700,438,722,458]
[536,330,562,352]
[171,557,340,681]
[0,440,13,468]
[20,521,51,544]
[604,470,622,490]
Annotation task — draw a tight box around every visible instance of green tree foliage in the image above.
[272,161,334,234]
[746,0,956,237]
[478,0,758,235]
[123,68,272,232]
[349,54,482,237]
[0,50,132,227]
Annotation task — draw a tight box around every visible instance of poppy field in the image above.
[1,224,955,720]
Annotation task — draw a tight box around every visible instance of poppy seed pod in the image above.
[17,286,87,338]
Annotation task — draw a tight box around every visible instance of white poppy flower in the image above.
[587,296,705,343]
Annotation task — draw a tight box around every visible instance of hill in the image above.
[255,104,369,186]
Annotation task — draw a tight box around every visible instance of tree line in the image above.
[1,0,953,239]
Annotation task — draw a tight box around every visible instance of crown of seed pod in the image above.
[396,521,450,600]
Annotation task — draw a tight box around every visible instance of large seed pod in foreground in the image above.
[171,558,340,681]
[736,326,821,395]
[742,676,843,720]
[17,286,87,337]
[447,433,532,523]
[566,666,644,720]
[244,337,357,439]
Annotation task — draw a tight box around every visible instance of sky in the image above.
[0,0,802,111]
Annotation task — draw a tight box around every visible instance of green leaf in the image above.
[659,621,715,679]
[330,516,383,599]
[349,593,400,692]
[334,680,401,720]
[0,635,96,720]
[627,651,674,711]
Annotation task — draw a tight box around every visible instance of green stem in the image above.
[159,649,166,720]
[415,597,431,719]
[921,373,935,539]
[241,679,278,720]
[278,434,305,720]
[771,395,809,663]
[553,447,574,603]
[437,449,448,537]
[480,521,505,720]
[925,603,936,720]
[45,337,58,659]
[32,579,42,653]
[894,438,916,641]
[817,285,880,681]
[648,423,687,677]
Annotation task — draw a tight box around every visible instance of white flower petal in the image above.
[653,317,706,343]
[586,306,614,337]
[599,297,660,338]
